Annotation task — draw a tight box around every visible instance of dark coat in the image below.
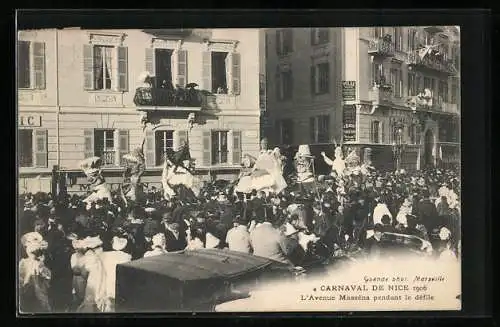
[415,199,439,232]
[162,227,188,252]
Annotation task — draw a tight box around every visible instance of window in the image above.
[408,124,416,144]
[415,75,421,93]
[407,29,416,51]
[390,68,402,97]
[311,62,330,95]
[83,44,128,92]
[372,62,385,86]
[17,41,45,89]
[212,131,229,165]
[451,78,459,104]
[201,51,240,95]
[212,51,228,94]
[276,69,293,101]
[394,27,403,51]
[310,115,330,143]
[277,119,294,145]
[155,130,174,166]
[276,29,293,56]
[311,28,329,46]
[371,121,380,143]
[94,46,113,90]
[374,27,384,38]
[94,129,115,165]
[438,80,449,103]
[423,77,431,90]
[408,72,416,96]
[18,129,47,168]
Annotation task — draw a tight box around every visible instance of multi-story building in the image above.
[265,26,460,172]
[17,28,264,194]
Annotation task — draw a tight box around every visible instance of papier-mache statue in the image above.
[344,148,362,176]
[294,144,315,184]
[79,156,113,208]
[234,138,287,194]
[321,143,346,178]
[121,147,146,204]
[360,147,375,176]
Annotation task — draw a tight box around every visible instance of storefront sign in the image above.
[342,105,356,142]
[19,114,42,127]
[259,74,266,112]
[342,81,356,101]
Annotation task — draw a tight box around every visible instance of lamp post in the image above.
[392,123,406,172]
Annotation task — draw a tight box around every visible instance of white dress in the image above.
[100,250,132,312]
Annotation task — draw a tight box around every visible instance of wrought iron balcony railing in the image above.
[407,50,457,75]
[367,36,395,57]
[100,150,116,166]
[133,87,203,109]
[369,84,393,105]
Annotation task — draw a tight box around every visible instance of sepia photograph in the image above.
[17,24,461,313]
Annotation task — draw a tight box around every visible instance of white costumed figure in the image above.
[161,113,201,200]
[80,157,113,208]
[344,148,362,176]
[294,144,315,184]
[234,138,287,194]
[321,145,346,178]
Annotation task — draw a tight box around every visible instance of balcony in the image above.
[367,35,395,57]
[423,26,444,35]
[369,84,394,106]
[98,150,116,166]
[134,87,203,112]
[407,50,457,75]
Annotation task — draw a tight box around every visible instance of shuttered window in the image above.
[83,44,128,91]
[311,28,329,46]
[232,131,242,165]
[371,121,380,143]
[17,41,46,89]
[118,130,129,166]
[276,29,293,56]
[18,129,47,168]
[155,130,174,166]
[312,62,330,95]
[83,129,128,167]
[176,50,187,88]
[18,129,33,167]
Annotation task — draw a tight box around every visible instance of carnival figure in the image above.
[344,148,362,176]
[121,147,146,204]
[294,145,315,184]
[79,157,113,208]
[321,143,346,178]
[360,147,375,176]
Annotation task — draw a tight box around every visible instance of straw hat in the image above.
[152,233,166,248]
[112,236,128,251]
[21,232,48,255]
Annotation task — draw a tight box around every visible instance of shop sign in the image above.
[19,114,42,127]
[342,105,356,142]
[342,81,356,101]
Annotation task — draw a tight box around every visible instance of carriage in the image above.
[115,248,296,312]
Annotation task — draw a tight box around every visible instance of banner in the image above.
[343,104,357,142]
[342,81,356,101]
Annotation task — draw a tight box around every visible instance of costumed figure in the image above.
[343,148,362,176]
[161,113,201,200]
[121,147,146,204]
[294,145,315,184]
[234,138,287,195]
[360,147,375,176]
[79,157,113,208]
[321,142,346,178]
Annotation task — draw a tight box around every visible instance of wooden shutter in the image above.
[310,65,316,96]
[83,44,94,90]
[202,51,212,92]
[232,130,242,165]
[145,129,155,167]
[202,131,211,166]
[34,129,48,168]
[177,130,188,148]
[118,130,129,166]
[311,29,316,46]
[117,46,128,91]
[145,48,155,76]
[231,52,241,95]
[83,129,94,159]
[309,117,316,143]
[275,30,281,56]
[33,42,45,89]
[176,50,187,87]
[370,121,374,143]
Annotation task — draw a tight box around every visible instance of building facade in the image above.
[18,28,264,194]
[265,26,460,172]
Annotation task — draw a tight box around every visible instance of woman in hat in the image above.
[69,236,88,311]
[100,235,132,312]
[19,232,52,313]
[76,234,107,312]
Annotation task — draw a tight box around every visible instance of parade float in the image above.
[294,144,315,184]
[321,142,346,178]
[121,147,146,205]
[234,138,287,195]
[79,156,113,207]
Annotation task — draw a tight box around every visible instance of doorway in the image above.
[155,49,173,89]
[424,129,434,168]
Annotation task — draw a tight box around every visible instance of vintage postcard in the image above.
[17,25,461,313]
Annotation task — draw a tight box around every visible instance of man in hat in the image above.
[225,215,252,254]
[161,210,188,252]
[250,214,293,266]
